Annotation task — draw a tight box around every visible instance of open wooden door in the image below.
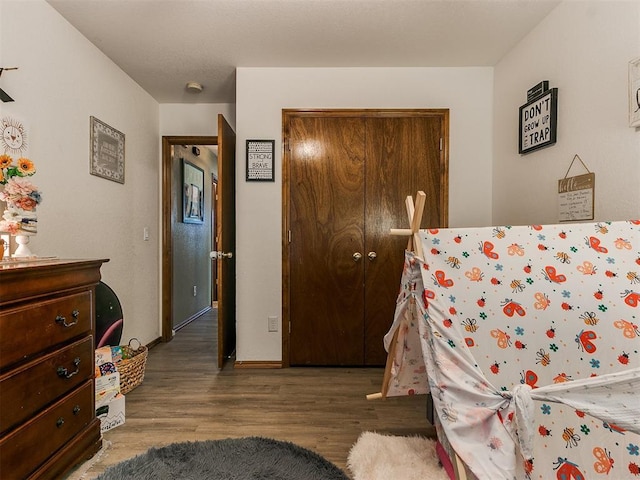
[216,114,236,368]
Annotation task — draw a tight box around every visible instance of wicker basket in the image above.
[116,338,148,394]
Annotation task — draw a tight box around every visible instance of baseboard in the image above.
[174,306,212,332]
[234,360,283,369]
[146,336,162,350]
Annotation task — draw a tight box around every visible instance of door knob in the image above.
[368,251,377,261]
[210,251,233,259]
[352,252,362,262]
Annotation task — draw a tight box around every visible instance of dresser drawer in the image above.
[0,291,93,370]
[0,380,94,480]
[0,336,94,435]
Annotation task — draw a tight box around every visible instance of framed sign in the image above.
[90,116,125,184]
[246,139,275,181]
[519,88,558,155]
[182,159,204,224]
[630,57,640,127]
[558,172,595,222]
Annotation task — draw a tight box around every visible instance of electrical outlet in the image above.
[268,316,278,332]
[193,285,197,296]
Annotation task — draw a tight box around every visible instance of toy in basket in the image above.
[115,338,148,394]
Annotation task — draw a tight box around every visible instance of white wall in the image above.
[234,67,494,362]
[493,1,640,225]
[159,104,235,136]
[1,0,160,345]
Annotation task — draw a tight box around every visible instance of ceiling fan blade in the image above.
[0,87,14,102]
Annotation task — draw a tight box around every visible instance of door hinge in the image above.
[289,322,292,334]
[288,230,292,243]
[439,138,443,151]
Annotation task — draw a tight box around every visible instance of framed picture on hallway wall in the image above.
[182,159,204,224]
[630,57,640,127]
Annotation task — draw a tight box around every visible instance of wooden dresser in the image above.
[0,258,108,479]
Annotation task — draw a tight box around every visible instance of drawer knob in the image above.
[56,417,65,428]
[57,357,81,379]
[73,405,81,415]
[55,310,80,328]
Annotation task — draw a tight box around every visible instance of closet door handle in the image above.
[352,252,362,262]
[368,251,377,261]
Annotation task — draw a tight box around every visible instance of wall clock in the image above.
[1,116,28,155]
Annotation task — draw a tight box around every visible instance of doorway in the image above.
[161,115,237,368]
[282,109,449,366]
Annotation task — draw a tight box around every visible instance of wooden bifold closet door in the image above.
[284,110,448,366]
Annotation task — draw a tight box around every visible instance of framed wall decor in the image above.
[182,159,204,224]
[558,173,595,222]
[518,87,558,154]
[629,57,640,128]
[90,116,125,184]
[557,154,594,222]
[246,139,275,181]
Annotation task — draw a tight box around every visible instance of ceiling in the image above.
[46,0,561,104]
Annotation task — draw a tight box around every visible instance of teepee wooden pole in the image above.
[367,191,428,401]
[411,192,426,259]
[389,191,427,259]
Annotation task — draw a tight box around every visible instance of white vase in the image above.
[13,234,33,257]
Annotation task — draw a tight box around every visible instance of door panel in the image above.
[217,114,236,368]
[363,116,445,364]
[289,116,366,365]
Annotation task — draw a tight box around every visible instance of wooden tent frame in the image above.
[367,191,426,400]
[367,190,469,480]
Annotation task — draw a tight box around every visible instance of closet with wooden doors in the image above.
[283,109,449,366]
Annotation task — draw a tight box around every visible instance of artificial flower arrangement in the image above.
[0,154,42,234]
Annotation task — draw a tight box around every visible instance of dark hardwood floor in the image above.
[67,309,432,478]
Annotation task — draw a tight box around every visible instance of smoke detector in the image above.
[186,82,203,93]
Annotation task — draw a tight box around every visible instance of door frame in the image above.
[161,135,217,344]
[281,108,450,367]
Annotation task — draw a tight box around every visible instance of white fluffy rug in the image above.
[347,432,449,480]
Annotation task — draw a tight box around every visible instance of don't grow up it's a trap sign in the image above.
[519,80,558,155]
